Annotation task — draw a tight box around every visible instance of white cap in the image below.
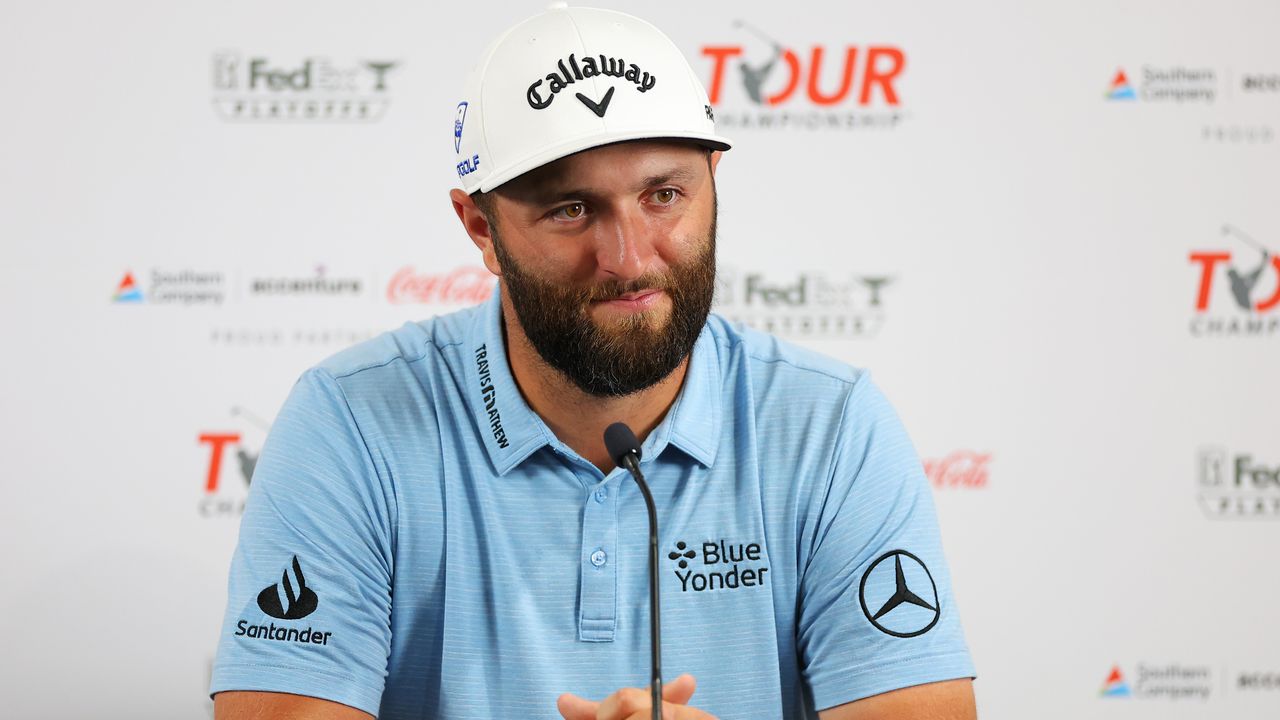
[452,4,732,193]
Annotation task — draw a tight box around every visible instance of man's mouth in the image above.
[593,289,665,310]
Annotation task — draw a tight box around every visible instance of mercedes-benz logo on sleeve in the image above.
[858,550,940,638]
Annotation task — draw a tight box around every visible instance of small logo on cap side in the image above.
[454,101,468,153]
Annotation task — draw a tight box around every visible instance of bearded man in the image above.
[211,5,976,719]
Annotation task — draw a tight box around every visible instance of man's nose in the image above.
[592,208,658,282]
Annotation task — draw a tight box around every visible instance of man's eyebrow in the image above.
[633,165,700,192]
[523,165,702,204]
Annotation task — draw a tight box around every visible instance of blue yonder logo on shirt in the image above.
[669,539,770,592]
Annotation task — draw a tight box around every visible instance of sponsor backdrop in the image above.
[1,0,1277,717]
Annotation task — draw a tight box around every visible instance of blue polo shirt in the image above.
[210,289,974,718]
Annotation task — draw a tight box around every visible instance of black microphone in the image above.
[603,422,662,720]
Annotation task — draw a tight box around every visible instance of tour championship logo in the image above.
[714,266,894,338]
[923,450,991,490]
[1105,66,1216,103]
[234,555,333,647]
[668,539,770,593]
[211,52,398,122]
[197,406,269,518]
[700,20,907,130]
[386,265,495,306]
[1189,224,1280,337]
[110,268,225,306]
[1098,664,1213,701]
[1197,446,1280,519]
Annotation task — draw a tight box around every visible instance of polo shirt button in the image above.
[590,549,607,567]
[594,487,608,503]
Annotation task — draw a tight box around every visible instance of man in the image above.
[211,5,976,718]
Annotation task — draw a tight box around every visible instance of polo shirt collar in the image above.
[641,327,720,469]
[467,289,552,476]
[466,289,722,476]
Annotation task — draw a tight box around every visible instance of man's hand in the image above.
[557,673,719,720]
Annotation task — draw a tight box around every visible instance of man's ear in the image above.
[449,188,502,277]
[709,150,723,175]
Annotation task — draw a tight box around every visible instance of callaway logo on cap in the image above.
[453,2,732,193]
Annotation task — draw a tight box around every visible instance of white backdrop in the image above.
[2,1,1278,718]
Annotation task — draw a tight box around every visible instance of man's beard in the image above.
[492,216,716,398]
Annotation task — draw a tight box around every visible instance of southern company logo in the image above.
[1189,224,1279,337]
[1098,664,1213,701]
[211,52,399,122]
[1100,666,1131,697]
[858,550,940,638]
[714,266,894,338]
[701,20,907,130]
[113,272,143,303]
[668,538,770,593]
[110,268,225,306]
[1105,70,1136,100]
[1105,66,1215,103]
[234,555,333,647]
[1197,446,1280,519]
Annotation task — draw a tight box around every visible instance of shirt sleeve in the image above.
[796,375,975,712]
[210,368,396,717]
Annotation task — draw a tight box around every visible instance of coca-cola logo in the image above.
[923,451,991,490]
[386,266,494,305]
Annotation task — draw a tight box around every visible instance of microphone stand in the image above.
[604,422,662,720]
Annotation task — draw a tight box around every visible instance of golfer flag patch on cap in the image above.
[453,3,731,193]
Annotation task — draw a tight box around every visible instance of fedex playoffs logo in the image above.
[701,20,905,110]
[1189,225,1280,337]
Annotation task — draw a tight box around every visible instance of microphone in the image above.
[603,422,662,720]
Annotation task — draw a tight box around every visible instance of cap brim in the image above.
[477,130,733,193]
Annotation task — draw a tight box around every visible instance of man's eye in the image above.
[556,203,585,219]
[653,189,677,205]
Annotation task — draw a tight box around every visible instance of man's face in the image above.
[481,141,719,397]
